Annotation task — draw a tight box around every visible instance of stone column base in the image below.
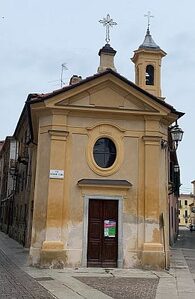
[141,243,166,269]
[29,246,41,266]
[40,241,67,268]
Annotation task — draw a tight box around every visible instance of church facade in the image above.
[0,25,183,269]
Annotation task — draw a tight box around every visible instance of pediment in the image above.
[46,77,169,115]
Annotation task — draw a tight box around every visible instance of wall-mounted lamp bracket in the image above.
[161,139,168,149]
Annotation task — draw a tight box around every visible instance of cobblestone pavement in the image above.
[75,276,159,299]
[0,249,55,299]
[174,227,195,277]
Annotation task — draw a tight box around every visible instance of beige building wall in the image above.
[28,71,180,269]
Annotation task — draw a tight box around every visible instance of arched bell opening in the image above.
[136,67,139,85]
[145,65,154,85]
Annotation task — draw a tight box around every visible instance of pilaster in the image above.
[40,129,69,267]
[142,135,165,268]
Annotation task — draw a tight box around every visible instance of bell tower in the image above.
[131,13,166,98]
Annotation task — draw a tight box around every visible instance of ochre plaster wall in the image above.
[29,79,171,269]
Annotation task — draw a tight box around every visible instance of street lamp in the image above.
[170,121,184,150]
[174,164,180,173]
[161,121,184,151]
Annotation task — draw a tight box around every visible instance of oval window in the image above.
[93,138,116,168]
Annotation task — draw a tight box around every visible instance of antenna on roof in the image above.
[48,63,69,88]
[60,63,68,87]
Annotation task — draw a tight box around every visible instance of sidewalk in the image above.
[0,232,195,299]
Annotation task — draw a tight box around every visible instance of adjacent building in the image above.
[0,137,17,234]
[168,150,181,245]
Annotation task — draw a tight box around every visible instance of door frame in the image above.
[82,195,123,268]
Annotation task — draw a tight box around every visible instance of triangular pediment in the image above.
[44,72,172,116]
[56,81,158,112]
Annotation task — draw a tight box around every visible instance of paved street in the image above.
[0,250,54,299]
[75,276,159,299]
[0,248,55,298]
[1,229,195,298]
[0,242,160,299]
[175,226,195,249]
[174,226,195,279]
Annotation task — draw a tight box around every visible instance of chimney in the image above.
[69,75,82,85]
[97,44,117,73]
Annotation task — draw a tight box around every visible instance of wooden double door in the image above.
[87,199,118,267]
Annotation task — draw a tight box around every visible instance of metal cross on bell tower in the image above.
[144,11,154,30]
[99,14,117,44]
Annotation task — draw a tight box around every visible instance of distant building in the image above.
[189,181,195,225]
[178,194,194,226]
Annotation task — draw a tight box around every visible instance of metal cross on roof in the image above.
[144,11,154,30]
[99,14,117,44]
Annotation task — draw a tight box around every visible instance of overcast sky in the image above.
[0,1,194,193]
